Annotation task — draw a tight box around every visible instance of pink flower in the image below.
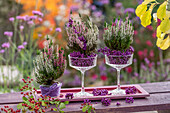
[56,28,62,32]
[100,75,107,81]
[0,49,5,53]
[9,17,14,22]
[125,66,133,73]
[23,42,27,46]
[4,31,13,37]
[146,25,153,31]
[2,42,10,48]
[146,40,153,47]
[92,74,98,80]
[149,50,154,57]
[32,10,44,17]
[20,26,24,31]
[143,49,148,57]
[135,39,140,44]
[137,51,143,59]
[134,30,138,35]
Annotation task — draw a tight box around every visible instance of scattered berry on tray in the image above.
[101,98,111,106]
[125,97,134,103]
[125,86,137,94]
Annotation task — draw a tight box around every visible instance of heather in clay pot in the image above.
[33,37,66,97]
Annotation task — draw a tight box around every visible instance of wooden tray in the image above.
[37,84,150,102]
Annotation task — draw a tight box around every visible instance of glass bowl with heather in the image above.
[98,17,134,95]
[33,37,66,97]
[66,14,99,97]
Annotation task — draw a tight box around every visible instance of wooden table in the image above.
[0,82,170,113]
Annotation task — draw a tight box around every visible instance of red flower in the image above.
[37,39,46,49]
[146,40,153,47]
[100,75,107,81]
[137,51,143,60]
[125,66,133,73]
[149,50,154,57]
[91,74,98,80]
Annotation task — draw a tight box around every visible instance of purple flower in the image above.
[144,58,150,65]
[2,42,10,48]
[29,16,37,20]
[93,11,102,17]
[70,6,79,11]
[23,42,27,46]
[137,0,143,4]
[141,63,147,71]
[115,2,122,9]
[134,72,139,77]
[4,31,13,37]
[32,10,44,17]
[27,21,34,25]
[0,49,5,53]
[99,0,109,4]
[125,97,134,103]
[20,26,24,31]
[16,16,26,21]
[55,28,62,32]
[9,17,15,22]
[124,8,135,14]
[91,5,96,10]
[38,34,42,37]
[38,18,43,22]
[18,45,25,51]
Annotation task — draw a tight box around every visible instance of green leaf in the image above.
[60,110,64,113]
[88,106,92,113]
[53,108,57,111]
[17,103,22,109]
[59,103,66,110]
[42,101,47,106]
[22,96,28,102]
[64,101,69,105]
[82,106,88,112]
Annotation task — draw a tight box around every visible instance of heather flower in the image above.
[103,16,134,51]
[93,11,102,17]
[125,97,134,103]
[92,89,108,96]
[134,72,139,77]
[0,49,5,53]
[99,0,109,4]
[91,5,96,10]
[65,93,74,99]
[55,28,62,32]
[66,14,99,56]
[144,58,150,65]
[9,17,14,22]
[125,86,137,94]
[4,31,13,37]
[2,42,10,48]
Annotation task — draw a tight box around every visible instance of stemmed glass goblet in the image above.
[68,54,97,97]
[105,54,133,95]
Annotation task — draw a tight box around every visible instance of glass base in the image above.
[109,88,126,95]
[74,91,93,97]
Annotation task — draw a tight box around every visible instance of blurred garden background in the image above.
[0,0,169,93]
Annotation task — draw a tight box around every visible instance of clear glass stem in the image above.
[117,69,121,90]
[81,71,85,93]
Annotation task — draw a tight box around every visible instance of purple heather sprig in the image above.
[65,93,74,99]
[101,98,111,106]
[125,86,137,94]
[125,97,134,103]
[32,10,44,17]
[92,89,108,96]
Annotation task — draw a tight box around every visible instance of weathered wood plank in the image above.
[1,93,170,112]
[140,82,170,94]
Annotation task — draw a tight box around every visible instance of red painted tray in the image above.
[37,84,149,102]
